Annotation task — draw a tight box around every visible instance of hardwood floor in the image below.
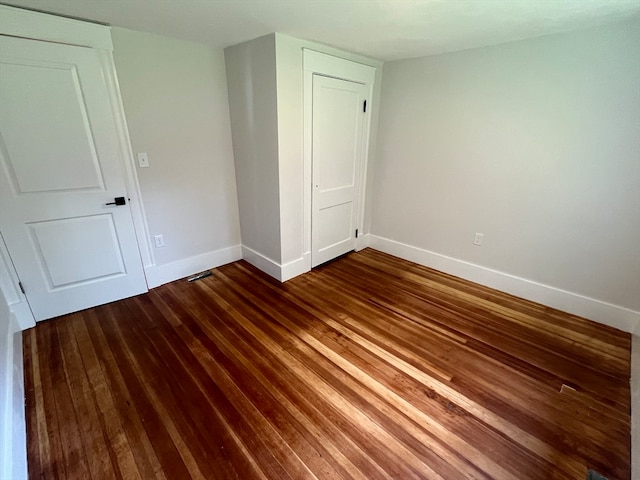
[23,248,631,479]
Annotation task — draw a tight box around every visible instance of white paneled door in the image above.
[0,35,147,321]
[311,74,369,267]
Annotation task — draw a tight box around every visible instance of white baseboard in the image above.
[632,334,640,480]
[241,246,282,281]
[280,235,369,281]
[241,233,372,283]
[369,235,640,333]
[356,233,371,251]
[281,254,311,282]
[145,245,242,289]
[9,302,34,332]
[1,314,28,480]
[242,234,372,283]
[241,246,311,282]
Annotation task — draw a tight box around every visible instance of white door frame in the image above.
[302,49,376,267]
[0,6,153,328]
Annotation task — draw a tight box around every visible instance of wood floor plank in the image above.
[182,277,452,480]
[23,248,632,479]
[303,264,630,451]
[55,316,117,480]
[82,308,160,480]
[175,282,404,478]
[213,265,574,479]
[70,310,157,480]
[35,322,72,480]
[23,328,46,480]
[127,294,258,480]
[353,251,631,369]
[136,290,276,480]
[241,266,585,478]
[123,293,295,480]
[329,259,630,410]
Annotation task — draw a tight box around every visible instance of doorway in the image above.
[0,35,148,321]
[304,50,376,268]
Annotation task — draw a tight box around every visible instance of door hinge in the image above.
[355,229,359,238]
[18,281,25,294]
[363,100,367,113]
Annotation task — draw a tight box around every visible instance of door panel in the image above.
[28,215,126,288]
[0,35,147,321]
[316,201,353,251]
[1,62,104,193]
[311,74,368,267]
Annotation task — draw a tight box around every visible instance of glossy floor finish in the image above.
[23,249,631,479]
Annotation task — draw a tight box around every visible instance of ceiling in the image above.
[4,0,640,61]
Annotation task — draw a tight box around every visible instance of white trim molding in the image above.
[241,246,310,282]
[247,234,371,283]
[0,235,34,331]
[145,245,242,289]
[101,50,155,271]
[5,303,33,332]
[355,233,371,252]
[240,246,281,281]
[303,49,377,84]
[369,235,640,333]
[302,49,376,264]
[0,313,27,480]
[281,254,311,282]
[0,5,112,51]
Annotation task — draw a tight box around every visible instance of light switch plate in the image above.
[137,152,149,168]
[154,234,164,248]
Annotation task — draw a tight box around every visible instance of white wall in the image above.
[0,288,27,480]
[372,21,640,328]
[225,34,282,264]
[112,28,241,284]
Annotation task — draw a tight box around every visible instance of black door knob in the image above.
[106,197,126,206]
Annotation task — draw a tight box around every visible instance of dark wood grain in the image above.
[23,248,631,479]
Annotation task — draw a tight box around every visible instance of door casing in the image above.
[303,49,376,268]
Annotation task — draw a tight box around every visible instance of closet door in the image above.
[0,35,147,321]
[311,74,369,267]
